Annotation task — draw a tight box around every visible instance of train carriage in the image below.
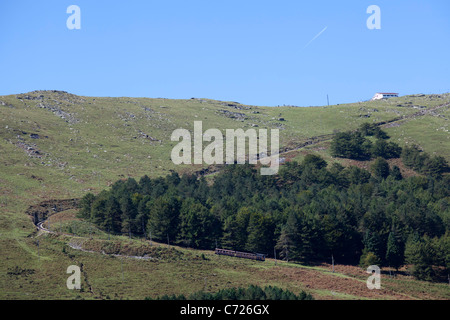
[215,248,265,261]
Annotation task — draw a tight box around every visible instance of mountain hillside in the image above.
[1,90,449,300]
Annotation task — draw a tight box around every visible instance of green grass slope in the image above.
[0,90,449,300]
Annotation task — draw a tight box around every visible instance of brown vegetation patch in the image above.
[257,263,415,300]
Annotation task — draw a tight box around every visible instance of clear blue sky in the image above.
[1,0,449,106]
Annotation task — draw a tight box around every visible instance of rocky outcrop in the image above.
[26,198,80,225]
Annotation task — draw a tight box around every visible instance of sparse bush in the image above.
[359,249,381,269]
[151,285,313,300]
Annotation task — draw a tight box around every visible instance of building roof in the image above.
[377,92,398,95]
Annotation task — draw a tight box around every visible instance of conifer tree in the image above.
[385,231,404,271]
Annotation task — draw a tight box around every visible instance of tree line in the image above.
[78,124,449,282]
[331,122,449,179]
[148,284,313,300]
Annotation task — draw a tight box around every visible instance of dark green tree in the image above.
[135,195,151,237]
[232,207,253,251]
[423,155,449,178]
[120,196,137,237]
[78,192,95,219]
[371,140,401,159]
[221,216,240,250]
[296,212,325,262]
[139,175,152,194]
[90,192,108,225]
[358,123,389,139]
[103,194,122,234]
[179,198,220,248]
[390,165,403,180]
[385,231,404,270]
[147,195,180,243]
[371,157,390,179]
[275,211,299,261]
[245,211,275,255]
[331,131,370,160]
[404,235,437,281]
[302,154,328,170]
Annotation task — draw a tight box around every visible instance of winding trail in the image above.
[36,217,158,260]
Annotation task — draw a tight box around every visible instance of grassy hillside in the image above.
[0,90,449,300]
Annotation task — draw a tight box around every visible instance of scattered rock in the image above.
[216,109,248,121]
[37,102,79,124]
[14,136,43,158]
[139,131,160,142]
[220,102,251,110]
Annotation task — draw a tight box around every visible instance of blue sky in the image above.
[1,0,449,106]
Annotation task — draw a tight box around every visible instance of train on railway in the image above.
[215,248,265,261]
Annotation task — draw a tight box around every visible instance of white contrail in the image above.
[302,26,328,50]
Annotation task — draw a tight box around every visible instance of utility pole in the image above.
[274,247,277,266]
[327,94,330,106]
[142,219,146,240]
[332,255,335,273]
[121,258,124,283]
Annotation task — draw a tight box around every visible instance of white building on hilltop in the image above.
[371,92,399,100]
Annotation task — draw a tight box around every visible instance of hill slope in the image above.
[0,90,449,300]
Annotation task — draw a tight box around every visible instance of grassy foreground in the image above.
[2,209,449,300]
